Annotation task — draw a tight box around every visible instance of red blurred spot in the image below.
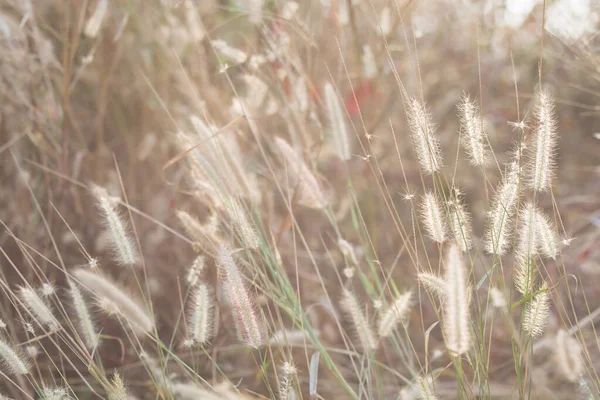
[345,80,375,117]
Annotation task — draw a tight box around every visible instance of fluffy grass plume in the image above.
[108,373,128,400]
[216,245,263,348]
[485,164,519,255]
[0,339,29,375]
[227,199,260,249]
[279,362,298,400]
[528,89,558,192]
[406,98,443,174]
[72,269,154,335]
[68,279,98,350]
[274,137,327,209]
[534,206,560,260]
[417,272,447,299]
[324,82,351,161]
[522,284,550,338]
[420,192,448,244]
[187,284,214,345]
[417,376,438,400]
[458,94,488,166]
[340,289,378,351]
[378,291,413,337]
[92,185,139,266]
[514,203,538,295]
[443,243,471,356]
[447,194,472,251]
[18,286,59,331]
[186,255,206,286]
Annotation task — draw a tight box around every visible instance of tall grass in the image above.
[0,0,598,399]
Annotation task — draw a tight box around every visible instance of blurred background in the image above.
[1,0,599,399]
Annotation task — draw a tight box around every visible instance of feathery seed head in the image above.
[378,291,413,337]
[41,282,56,297]
[73,269,154,335]
[340,289,378,351]
[216,245,264,348]
[92,185,139,266]
[458,94,488,166]
[514,204,540,295]
[68,279,98,350]
[227,199,260,249]
[443,243,471,356]
[529,89,558,192]
[420,192,448,244]
[108,373,128,400]
[274,137,327,208]
[0,339,29,375]
[186,255,205,286]
[188,284,214,345]
[447,194,472,251]
[279,362,298,400]
[416,376,438,400]
[522,284,550,338]
[517,203,539,258]
[534,208,560,259]
[41,387,71,400]
[406,98,443,174]
[18,286,59,331]
[418,272,447,299]
[485,165,519,255]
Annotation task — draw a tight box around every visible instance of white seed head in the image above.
[406,98,443,175]
[279,362,298,400]
[443,243,471,356]
[108,373,128,400]
[274,137,327,208]
[68,279,98,350]
[217,245,263,348]
[420,192,448,244]
[418,272,447,299]
[378,291,413,337]
[73,269,154,335]
[447,195,472,251]
[0,339,29,375]
[186,255,205,286]
[458,95,488,167]
[528,90,558,192]
[188,284,214,345]
[41,283,56,297]
[92,185,139,266]
[485,165,519,255]
[18,286,59,331]
[340,289,378,351]
[522,285,550,338]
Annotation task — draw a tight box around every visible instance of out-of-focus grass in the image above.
[0,0,599,399]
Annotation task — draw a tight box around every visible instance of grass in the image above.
[0,0,599,399]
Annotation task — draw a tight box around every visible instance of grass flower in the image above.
[443,244,471,356]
